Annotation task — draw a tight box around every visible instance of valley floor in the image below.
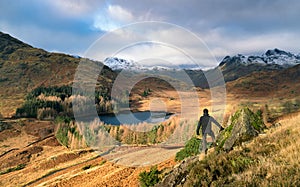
[0,119,178,187]
[1,110,300,186]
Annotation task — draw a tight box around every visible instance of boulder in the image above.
[216,107,265,151]
[155,156,198,187]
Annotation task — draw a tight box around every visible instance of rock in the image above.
[155,156,198,187]
[198,153,205,161]
[274,122,281,127]
[216,107,265,151]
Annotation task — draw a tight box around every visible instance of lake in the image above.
[99,111,173,125]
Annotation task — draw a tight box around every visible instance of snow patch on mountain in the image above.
[104,57,142,70]
[104,49,300,71]
[220,48,300,67]
[104,57,180,71]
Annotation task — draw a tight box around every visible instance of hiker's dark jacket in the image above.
[196,114,221,135]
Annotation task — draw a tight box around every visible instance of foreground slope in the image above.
[156,111,300,186]
[1,110,300,186]
[0,118,178,187]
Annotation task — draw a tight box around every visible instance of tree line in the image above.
[15,85,120,119]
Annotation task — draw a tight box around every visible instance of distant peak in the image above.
[103,57,185,71]
[265,48,292,57]
[104,57,140,71]
[219,49,299,67]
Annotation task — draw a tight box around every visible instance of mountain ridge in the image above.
[1,30,300,116]
[104,48,300,71]
[219,48,300,67]
[104,57,179,71]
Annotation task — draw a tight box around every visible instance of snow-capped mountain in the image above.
[211,48,300,86]
[103,57,176,71]
[104,49,299,72]
[104,57,142,71]
[219,48,300,67]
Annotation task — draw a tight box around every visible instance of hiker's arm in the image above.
[196,118,202,135]
[211,117,222,128]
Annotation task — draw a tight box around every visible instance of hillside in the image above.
[227,63,300,98]
[224,63,300,122]
[1,109,299,186]
[1,31,300,186]
[1,31,299,118]
[0,32,116,117]
[155,111,300,186]
[186,48,299,88]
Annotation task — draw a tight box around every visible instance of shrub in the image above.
[0,164,26,175]
[0,121,11,132]
[82,165,92,170]
[142,88,151,97]
[282,100,300,114]
[55,118,83,147]
[55,116,72,124]
[175,137,201,161]
[55,125,69,147]
[139,166,161,187]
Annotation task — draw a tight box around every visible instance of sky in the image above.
[1,0,300,68]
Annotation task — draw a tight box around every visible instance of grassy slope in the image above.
[226,64,300,100]
[0,32,78,116]
[183,112,300,186]
[223,64,300,122]
[0,32,117,117]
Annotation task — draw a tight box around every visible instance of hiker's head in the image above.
[203,108,209,115]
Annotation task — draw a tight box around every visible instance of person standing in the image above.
[196,108,224,154]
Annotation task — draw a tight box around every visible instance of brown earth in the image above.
[0,119,179,187]
[1,68,300,186]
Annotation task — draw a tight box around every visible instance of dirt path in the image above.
[103,145,182,167]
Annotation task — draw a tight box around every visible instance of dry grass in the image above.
[0,94,24,117]
[185,112,300,186]
[233,113,300,186]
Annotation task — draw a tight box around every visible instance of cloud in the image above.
[93,4,135,31]
[88,0,300,66]
[114,0,300,32]
[108,5,134,22]
[0,0,106,55]
[44,0,103,17]
[0,20,100,55]
[201,29,300,60]
[92,4,161,32]
[85,22,218,68]
[1,0,300,67]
